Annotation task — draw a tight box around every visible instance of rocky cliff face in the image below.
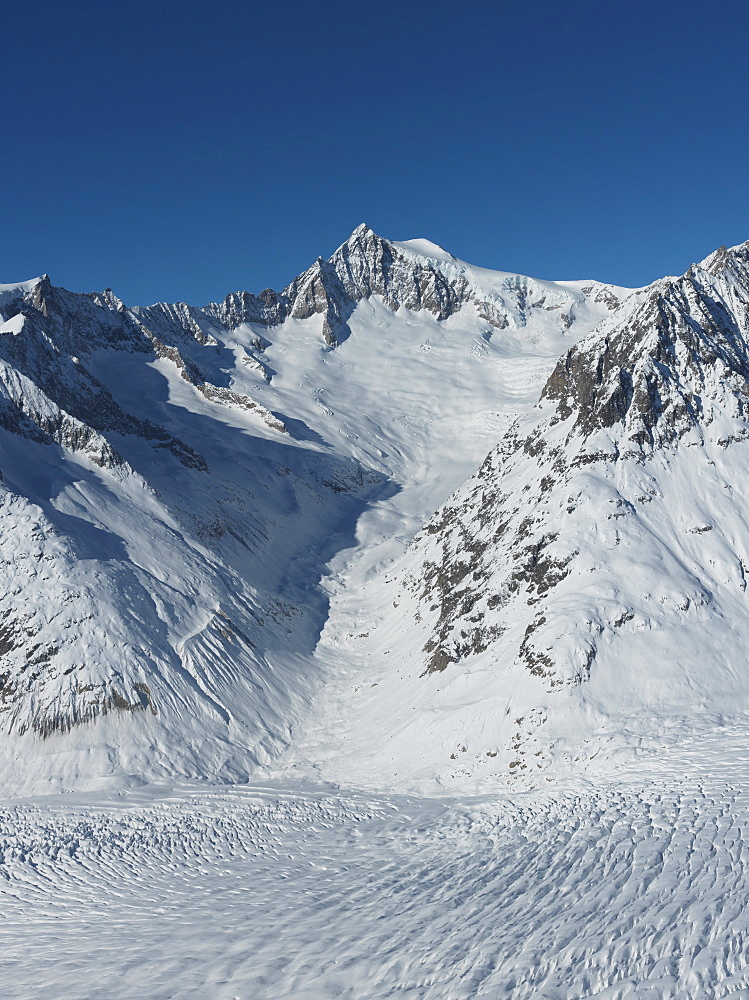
[542,243,749,450]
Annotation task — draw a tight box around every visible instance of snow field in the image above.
[3,741,749,1000]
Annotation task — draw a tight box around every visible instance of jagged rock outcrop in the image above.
[0,276,293,466]
[542,243,749,451]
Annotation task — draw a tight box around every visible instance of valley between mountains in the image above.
[3,227,749,999]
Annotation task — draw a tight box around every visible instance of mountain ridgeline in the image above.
[1,226,747,792]
[184,224,624,347]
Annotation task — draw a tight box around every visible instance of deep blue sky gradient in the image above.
[3,0,749,304]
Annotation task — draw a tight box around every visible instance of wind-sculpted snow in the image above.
[3,729,749,999]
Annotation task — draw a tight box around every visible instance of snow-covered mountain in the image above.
[135,224,629,350]
[0,279,378,783]
[0,225,651,792]
[306,239,749,792]
[9,226,749,1000]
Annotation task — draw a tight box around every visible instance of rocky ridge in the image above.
[139,223,630,348]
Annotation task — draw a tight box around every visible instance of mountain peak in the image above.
[0,275,50,299]
[390,237,456,265]
[695,240,749,277]
[337,223,388,256]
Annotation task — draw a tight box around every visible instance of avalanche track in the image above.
[4,726,749,999]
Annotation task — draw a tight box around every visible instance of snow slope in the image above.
[291,240,749,794]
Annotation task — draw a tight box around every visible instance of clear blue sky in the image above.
[3,0,748,305]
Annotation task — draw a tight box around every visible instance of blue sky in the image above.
[3,0,748,304]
